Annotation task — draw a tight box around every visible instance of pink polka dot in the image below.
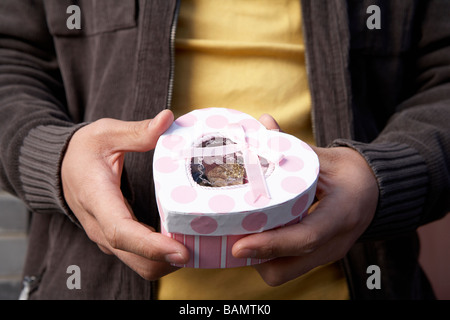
[244,190,270,207]
[267,136,292,152]
[239,118,262,132]
[208,194,235,213]
[280,156,304,172]
[154,156,178,173]
[206,115,228,129]
[281,176,307,194]
[190,216,218,235]
[291,194,310,217]
[162,134,186,150]
[242,212,268,232]
[171,186,197,204]
[175,113,197,127]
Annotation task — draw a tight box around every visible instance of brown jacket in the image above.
[0,0,449,299]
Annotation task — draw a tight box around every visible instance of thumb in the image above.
[258,113,282,131]
[100,109,174,153]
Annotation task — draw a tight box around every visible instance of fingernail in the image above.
[165,252,185,264]
[148,110,167,128]
[147,114,159,129]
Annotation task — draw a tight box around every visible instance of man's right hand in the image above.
[61,109,189,280]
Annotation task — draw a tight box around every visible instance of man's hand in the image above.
[61,110,189,281]
[232,114,379,286]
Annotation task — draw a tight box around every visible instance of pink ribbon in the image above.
[177,124,283,203]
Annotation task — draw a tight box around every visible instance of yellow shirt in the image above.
[159,0,349,300]
[170,0,314,145]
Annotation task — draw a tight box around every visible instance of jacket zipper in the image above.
[299,0,317,145]
[18,276,38,300]
[166,0,181,110]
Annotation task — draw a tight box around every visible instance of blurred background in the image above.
[418,213,450,300]
[0,189,28,299]
[0,187,449,299]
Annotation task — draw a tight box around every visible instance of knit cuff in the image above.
[18,123,88,225]
[330,139,429,240]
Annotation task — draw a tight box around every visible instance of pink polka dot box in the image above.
[153,108,319,268]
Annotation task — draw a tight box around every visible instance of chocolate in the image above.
[204,163,245,187]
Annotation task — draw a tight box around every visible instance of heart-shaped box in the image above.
[153,108,319,268]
